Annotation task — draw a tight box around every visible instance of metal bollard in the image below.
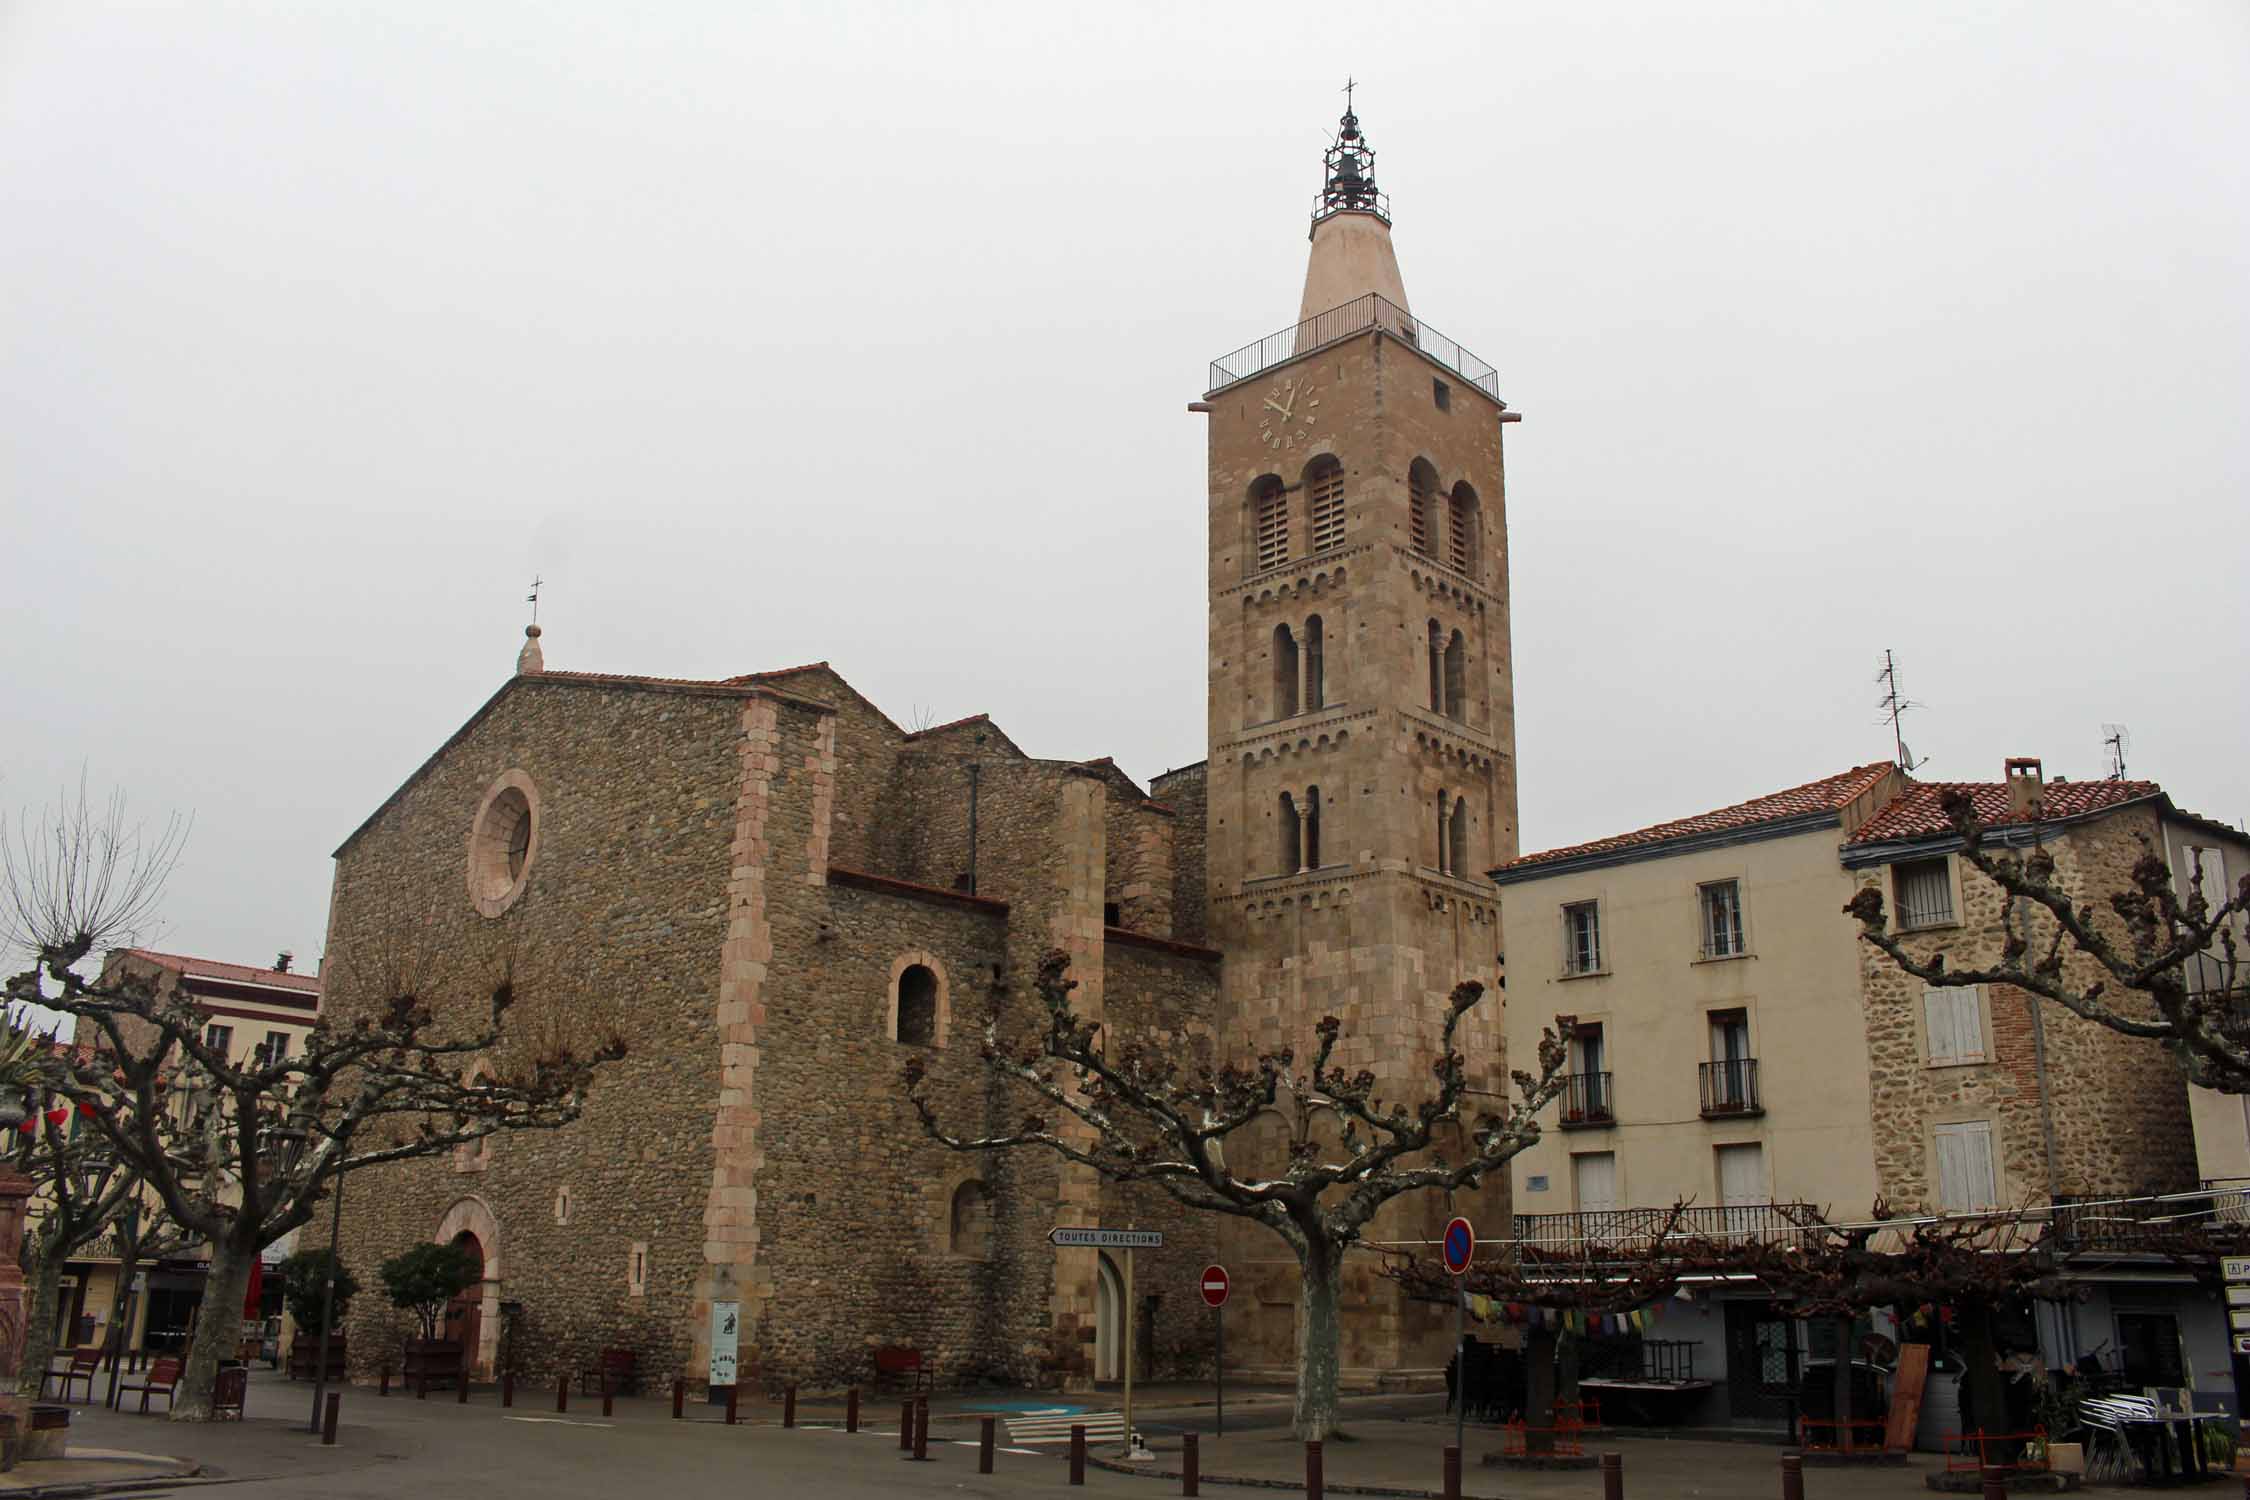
[1307,1440,1324,1500]
[503,1373,514,1408]
[379,1368,390,1398]
[1603,1450,1624,1500]
[671,1378,683,1420]
[321,1390,341,1446]
[913,1395,930,1461]
[1442,1444,1461,1500]
[846,1387,858,1433]
[1069,1423,1086,1485]
[899,1399,914,1450]
[602,1377,613,1419]
[557,1375,568,1413]
[980,1415,995,1474]
[459,1370,470,1404]
[725,1383,739,1425]
[1183,1431,1200,1497]
[416,1374,427,1400]
[784,1384,797,1428]
[1781,1451,1803,1500]
[1982,1466,2006,1500]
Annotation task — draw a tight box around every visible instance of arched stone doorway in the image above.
[443,1232,484,1373]
[435,1197,502,1378]
[1094,1252,1123,1383]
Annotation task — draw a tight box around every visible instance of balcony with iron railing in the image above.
[1699,1059,1763,1118]
[1512,1202,1827,1252]
[1208,293,1503,400]
[1558,1071,1614,1129]
[2048,1179,2250,1252]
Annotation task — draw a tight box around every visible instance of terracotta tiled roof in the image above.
[122,948,321,994]
[1498,763,1898,875]
[1846,778,2164,847]
[901,712,993,740]
[722,661,830,684]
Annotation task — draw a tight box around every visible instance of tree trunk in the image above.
[1558,1328,1581,1408]
[1958,1302,2005,1444]
[1832,1315,1853,1448]
[170,1241,254,1422]
[1292,1239,1344,1440]
[16,1249,64,1399]
[1524,1324,1558,1455]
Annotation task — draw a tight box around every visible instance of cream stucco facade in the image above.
[1494,767,1899,1227]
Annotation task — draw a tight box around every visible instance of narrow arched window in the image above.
[1435,791,1450,875]
[1305,785,1322,870]
[1444,630,1466,719]
[1426,620,1443,712]
[1306,456,1345,553]
[1279,792,1302,876]
[1273,623,1299,719]
[1252,475,1291,573]
[896,964,938,1045]
[1448,482,1480,576]
[1409,460,1440,558]
[1449,796,1470,879]
[1305,615,1325,711]
[950,1180,993,1259]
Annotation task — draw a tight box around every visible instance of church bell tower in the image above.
[1197,97,1523,1377]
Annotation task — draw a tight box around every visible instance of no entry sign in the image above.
[1442,1216,1476,1276]
[1199,1265,1231,1308]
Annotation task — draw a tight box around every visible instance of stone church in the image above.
[321,105,1522,1393]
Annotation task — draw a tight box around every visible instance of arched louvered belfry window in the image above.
[1426,620,1443,712]
[1305,785,1322,870]
[1408,459,1441,559]
[1273,623,1299,719]
[1448,796,1470,878]
[1448,481,1481,576]
[1251,474,1290,574]
[1279,792,1303,875]
[1305,615,1325,710]
[1305,456,1345,553]
[1444,630,1466,719]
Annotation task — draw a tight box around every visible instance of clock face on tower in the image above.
[1257,376,1320,451]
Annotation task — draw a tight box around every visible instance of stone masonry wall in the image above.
[1151,763,1210,944]
[319,677,744,1386]
[1855,803,2197,1212]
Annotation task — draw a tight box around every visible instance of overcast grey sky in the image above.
[5,2,2246,970]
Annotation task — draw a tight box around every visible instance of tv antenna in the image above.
[1875,649,1928,772]
[2102,724,2130,780]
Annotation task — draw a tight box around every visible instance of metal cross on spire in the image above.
[526,575,543,627]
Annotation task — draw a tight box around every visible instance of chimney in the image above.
[2004,757,2044,820]
[274,950,293,974]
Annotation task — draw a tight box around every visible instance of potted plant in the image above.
[279,1248,358,1378]
[379,1241,481,1389]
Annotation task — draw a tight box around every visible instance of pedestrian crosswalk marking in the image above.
[1005,1410,1125,1445]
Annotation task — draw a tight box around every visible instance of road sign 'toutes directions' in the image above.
[1049,1228,1164,1249]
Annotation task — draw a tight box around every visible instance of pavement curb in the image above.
[0,1461,203,1499]
[1086,1452,1456,1498]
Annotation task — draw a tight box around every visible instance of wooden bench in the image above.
[872,1346,928,1393]
[43,1348,99,1402]
[25,1403,70,1461]
[577,1348,636,1396]
[118,1357,182,1414]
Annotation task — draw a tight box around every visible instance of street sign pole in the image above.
[1441,1216,1476,1457]
[1216,1303,1224,1438]
[1124,1244,1136,1449]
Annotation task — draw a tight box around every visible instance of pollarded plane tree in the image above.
[1,784,627,1421]
[905,949,1572,1440]
[1848,787,2250,1092]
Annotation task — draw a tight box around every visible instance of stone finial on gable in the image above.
[516,624,545,675]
